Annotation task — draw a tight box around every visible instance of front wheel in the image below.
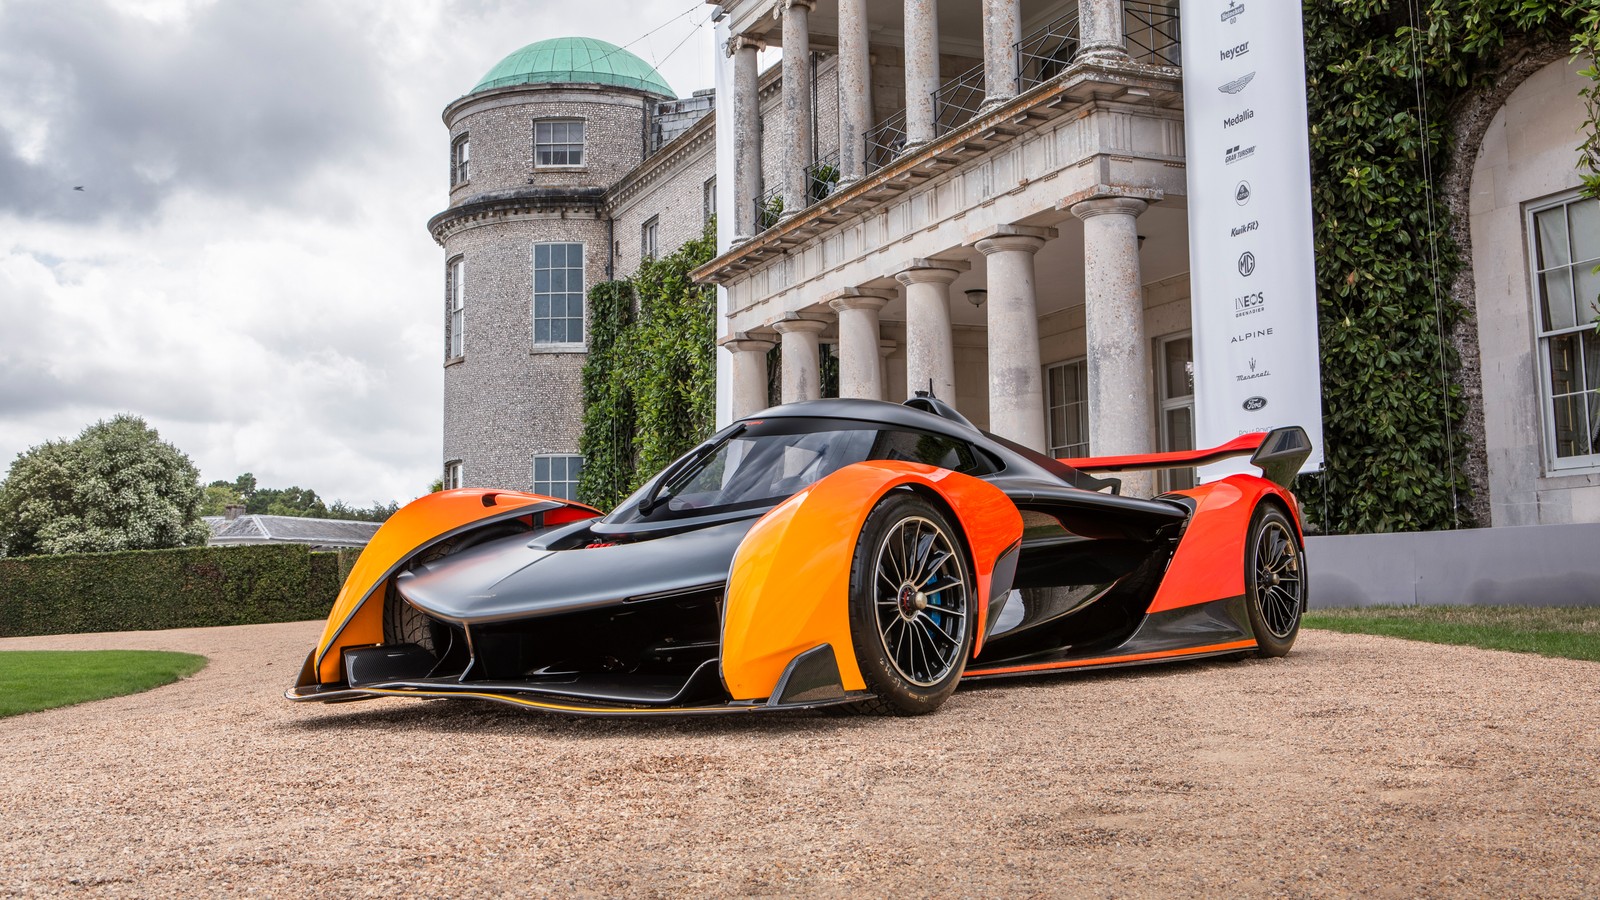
[1244,503,1304,657]
[844,492,974,716]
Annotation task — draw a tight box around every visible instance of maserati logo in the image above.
[1235,181,1252,205]
[1243,396,1268,411]
[1238,251,1257,276]
[1249,357,1258,372]
[1219,72,1256,94]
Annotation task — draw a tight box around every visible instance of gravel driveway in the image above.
[1,620,1596,897]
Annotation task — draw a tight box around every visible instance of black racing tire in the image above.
[843,491,975,716]
[1244,503,1304,658]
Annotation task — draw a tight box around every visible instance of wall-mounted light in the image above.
[965,289,987,308]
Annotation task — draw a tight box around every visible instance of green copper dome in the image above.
[470,37,675,98]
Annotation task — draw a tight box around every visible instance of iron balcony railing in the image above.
[1126,1,1182,68]
[933,63,988,139]
[806,149,842,204]
[864,108,909,175]
[1016,7,1082,92]
[753,184,785,234]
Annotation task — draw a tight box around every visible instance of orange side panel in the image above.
[720,461,1021,702]
[965,639,1258,677]
[313,489,599,683]
[1145,475,1299,614]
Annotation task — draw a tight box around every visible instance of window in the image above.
[533,455,583,500]
[1529,195,1600,469]
[1046,359,1090,458]
[447,256,465,359]
[641,216,659,260]
[451,134,469,185]
[443,460,463,491]
[876,431,997,476]
[534,119,584,167]
[703,176,717,226]
[533,242,584,344]
[1157,333,1196,491]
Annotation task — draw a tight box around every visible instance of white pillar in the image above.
[1071,196,1153,496]
[828,292,892,400]
[904,0,940,147]
[782,1,815,214]
[1079,0,1128,60]
[980,0,1020,110]
[774,317,828,403]
[723,334,776,418]
[879,339,900,402]
[895,260,969,406]
[838,0,872,182]
[975,228,1055,452]
[730,35,763,240]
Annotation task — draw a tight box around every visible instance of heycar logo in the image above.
[1234,291,1265,317]
[1220,42,1250,61]
[1219,71,1256,94]
[1231,220,1259,237]
[1243,396,1268,411]
[1224,108,1255,128]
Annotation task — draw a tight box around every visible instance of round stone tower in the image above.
[428,37,675,498]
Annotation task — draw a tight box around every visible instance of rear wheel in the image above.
[844,492,974,715]
[1244,504,1304,657]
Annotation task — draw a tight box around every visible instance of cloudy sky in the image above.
[0,0,717,506]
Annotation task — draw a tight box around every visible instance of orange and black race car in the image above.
[288,395,1311,717]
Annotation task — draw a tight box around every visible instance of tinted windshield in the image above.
[611,418,997,521]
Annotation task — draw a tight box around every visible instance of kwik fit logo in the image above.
[1222,1,1245,24]
[1219,42,1249,61]
[1224,108,1255,128]
[1233,291,1266,317]
[1231,220,1259,237]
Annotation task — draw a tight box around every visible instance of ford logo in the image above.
[1242,396,1268,411]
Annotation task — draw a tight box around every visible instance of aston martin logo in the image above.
[1219,72,1256,95]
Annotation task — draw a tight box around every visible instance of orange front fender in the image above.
[720,461,1021,702]
[312,489,599,684]
[1147,475,1302,614]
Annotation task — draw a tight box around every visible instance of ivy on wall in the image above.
[1298,0,1598,533]
[577,229,718,510]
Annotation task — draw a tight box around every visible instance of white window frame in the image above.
[532,242,585,348]
[1156,331,1196,492]
[1526,193,1600,473]
[447,256,465,360]
[443,460,463,491]
[533,118,585,168]
[1045,357,1090,459]
[451,134,470,186]
[532,454,583,501]
[641,216,659,260]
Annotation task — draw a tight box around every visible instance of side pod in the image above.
[309,489,600,685]
[720,461,1022,702]
[1146,475,1303,614]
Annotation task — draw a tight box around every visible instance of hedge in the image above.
[0,543,346,638]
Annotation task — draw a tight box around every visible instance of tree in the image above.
[0,415,209,557]
[199,483,244,516]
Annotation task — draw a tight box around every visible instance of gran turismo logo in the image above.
[1235,181,1252,205]
[1219,72,1256,94]
[1238,251,1257,276]
[1225,144,1257,165]
[1222,1,1245,24]
[1242,396,1268,411]
[1219,42,1250,61]
[1233,291,1265,317]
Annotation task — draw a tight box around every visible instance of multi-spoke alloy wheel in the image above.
[872,515,969,687]
[845,493,974,715]
[1244,504,1304,657]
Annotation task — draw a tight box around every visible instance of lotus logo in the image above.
[1235,181,1252,205]
[1238,251,1257,276]
[1243,396,1268,411]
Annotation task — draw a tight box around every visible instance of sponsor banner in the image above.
[1180,0,1324,477]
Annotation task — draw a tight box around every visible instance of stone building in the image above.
[434,8,1599,526]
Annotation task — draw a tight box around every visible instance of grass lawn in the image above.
[0,650,208,718]
[1305,606,1600,663]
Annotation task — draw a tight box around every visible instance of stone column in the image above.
[1078,0,1128,60]
[980,0,1020,110]
[904,0,940,147]
[838,0,872,182]
[782,1,816,214]
[895,259,969,405]
[722,333,776,418]
[1071,196,1153,496]
[730,35,763,240]
[828,291,893,400]
[774,317,828,403]
[879,340,900,402]
[975,227,1056,452]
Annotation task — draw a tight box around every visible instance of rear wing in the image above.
[1060,426,1313,488]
